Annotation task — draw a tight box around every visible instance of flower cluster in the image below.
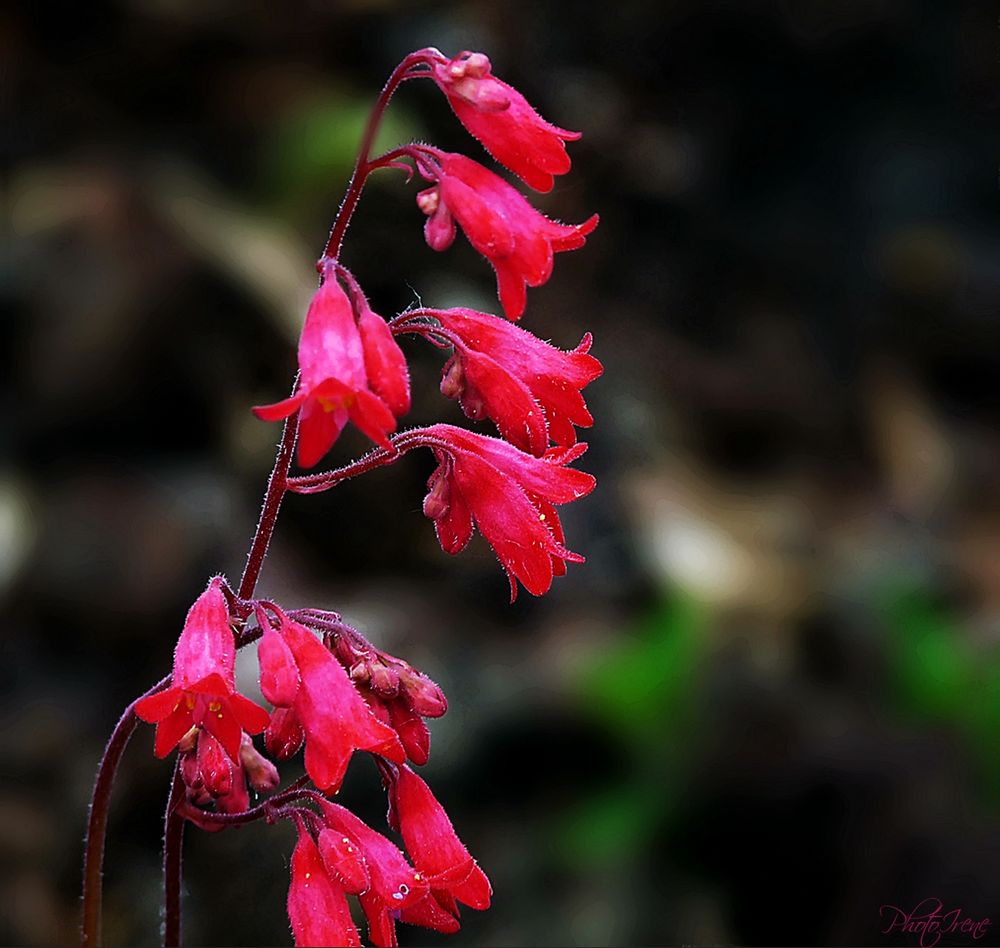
[103,45,600,948]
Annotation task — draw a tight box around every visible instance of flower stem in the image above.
[285,437,417,495]
[81,675,172,947]
[238,407,299,602]
[162,762,186,948]
[319,50,438,265]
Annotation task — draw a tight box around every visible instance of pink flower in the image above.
[317,801,433,947]
[387,764,492,914]
[400,307,602,455]
[258,617,405,793]
[430,50,581,193]
[414,424,595,599]
[253,276,409,468]
[287,821,361,947]
[414,149,597,320]
[134,579,269,762]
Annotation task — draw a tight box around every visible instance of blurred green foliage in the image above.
[260,91,422,211]
[884,587,1000,798]
[559,594,710,865]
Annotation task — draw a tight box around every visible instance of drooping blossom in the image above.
[134,579,269,762]
[414,148,597,320]
[429,50,581,193]
[386,764,492,916]
[341,269,411,419]
[317,800,430,946]
[413,424,595,599]
[398,307,602,454]
[253,275,409,468]
[316,799,487,946]
[257,616,405,792]
[287,820,361,948]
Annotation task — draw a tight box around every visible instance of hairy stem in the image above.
[285,438,417,495]
[238,408,300,602]
[162,763,186,948]
[81,675,172,947]
[320,50,438,264]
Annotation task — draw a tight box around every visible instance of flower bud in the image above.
[180,749,205,799]
[215,764,249,816]
[368,661,400,698]
[258,627,300,707]
[389,700,430,766]
[318,828,370,895]
[197,731,234,798]
[239,734,280,793]
[264,706,304,760]
[422,470,451,521]
[400,668,448,718]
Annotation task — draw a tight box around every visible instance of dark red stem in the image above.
[319,50,439,265]
[285,440,412,495]
[81,674,172,947]
[238,407,300,601]
[162,763,186,948]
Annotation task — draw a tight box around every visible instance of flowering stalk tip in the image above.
[85,43,598,948]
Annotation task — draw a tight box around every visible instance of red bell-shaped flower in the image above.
[415,149,597,320]
[134,579,269,762]
[430,50,581,193]
[253,276,408,468]
[258,617,405,793]
[287,821,361,948]
[387,763,492,913]
[398,307,601,455]
[414,425,595,599]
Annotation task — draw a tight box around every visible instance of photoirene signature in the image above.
[880,898,991,947]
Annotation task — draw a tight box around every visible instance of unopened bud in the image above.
[422,472,451,521]
[197,732,233,798]
[215,766,249,816]
[368,661,400,698]
[239,734,281,793]
[332,635,361,669]
[258,627,300,707]
[400,668,448,718]
[180,750,203,793]
[264,706,304,761]
[389,699,430,766]
[318,828,370,895]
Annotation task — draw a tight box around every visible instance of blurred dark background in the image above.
[4,1,999,945]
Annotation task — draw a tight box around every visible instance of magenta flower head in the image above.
[258,616,405,793]
[415,149,597,320]
[430,50,581,193]
[134,579,269,761]
[253,275,409,468]
[414,424,595,599]
[398,307,602,455]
